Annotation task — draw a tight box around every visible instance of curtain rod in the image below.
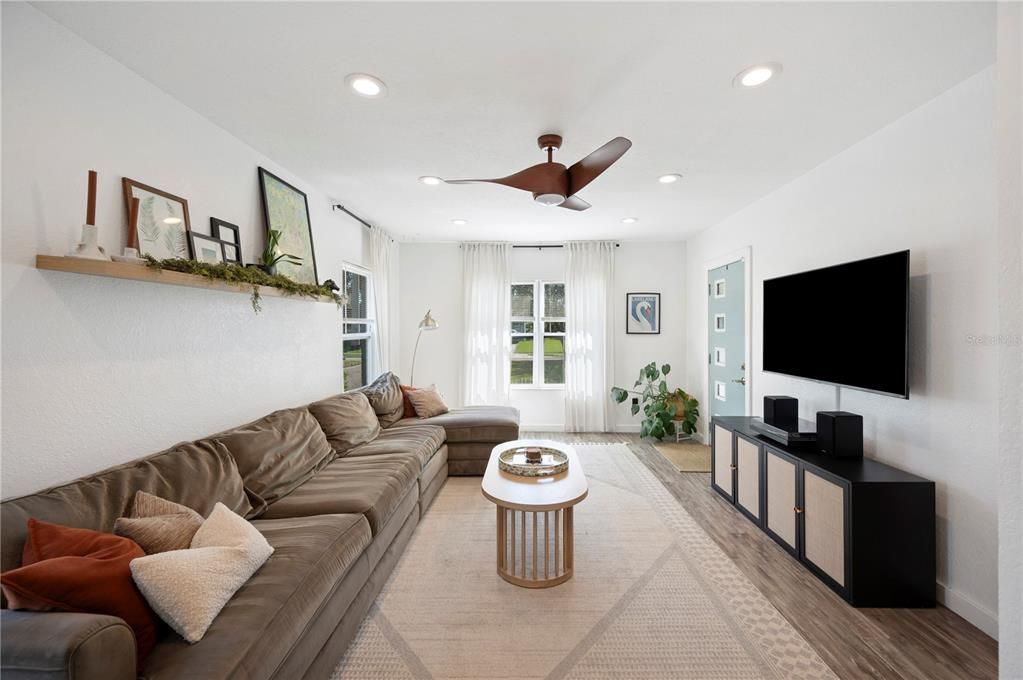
[512,243,620,249]
[331,204,372,229]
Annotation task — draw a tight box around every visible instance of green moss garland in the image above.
[144,256,345,313]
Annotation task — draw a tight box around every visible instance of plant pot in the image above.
[247,264,275,276]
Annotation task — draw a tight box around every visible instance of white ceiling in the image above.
[36,2,995,242]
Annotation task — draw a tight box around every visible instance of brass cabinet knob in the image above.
[793,506,804,514]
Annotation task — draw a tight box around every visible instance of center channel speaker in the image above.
[816,411,863,458]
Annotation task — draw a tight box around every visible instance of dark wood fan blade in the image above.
[558,195,591,211]
[566,137,632,195]
[446,163,567,195]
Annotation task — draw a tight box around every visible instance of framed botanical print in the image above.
[210,218,241,264]
[257,168,318,284]
[189,232,225,264]
[122,178,192,260]
[626,292,660,334]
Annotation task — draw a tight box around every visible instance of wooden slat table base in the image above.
[495,505,574,588]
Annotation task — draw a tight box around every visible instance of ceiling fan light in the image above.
[534,193,566,207]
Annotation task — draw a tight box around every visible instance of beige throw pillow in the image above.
[308,391,381,456]
[405,385,449,419]
[129,503,274,643]
[114,491,204,554]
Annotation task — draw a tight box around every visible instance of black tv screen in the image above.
[763,250,909,398]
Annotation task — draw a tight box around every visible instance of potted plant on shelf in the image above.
[252,229,302,275]
[610,362,699,441]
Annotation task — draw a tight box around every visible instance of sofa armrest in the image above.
[1,610,136,680]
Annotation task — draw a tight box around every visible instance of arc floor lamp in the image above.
[410,310,438,384]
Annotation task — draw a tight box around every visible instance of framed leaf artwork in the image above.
[122,178,192,260]
[257,168,318,285]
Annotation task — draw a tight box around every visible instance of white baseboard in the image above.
[936,582,998,639]
[520,424,566,432]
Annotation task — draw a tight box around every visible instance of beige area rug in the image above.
[332,444,836,680]
[652,440,713,473]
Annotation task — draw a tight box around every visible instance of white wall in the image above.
[397,243,463,402]
[397,241,687,431]
[1,3,367,499]
[684,69,999,637]
[612,242,687,432]
[996,1,1023,672]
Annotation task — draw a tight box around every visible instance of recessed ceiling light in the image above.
[622,217,638,224]
[451,219,468,226]
[419,176,442,186]
[658,173,683,184]
[733,62,782,88]
[162,217,182,225]
[345,73,387,98]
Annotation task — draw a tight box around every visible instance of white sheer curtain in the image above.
[369,226,398,376]
[564,241,616,432]
[463,242,512,406]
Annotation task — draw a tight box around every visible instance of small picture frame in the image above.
[626,292,660,334]
[122,178,192,260]
[210,218,241,264]
[189,232,225,264]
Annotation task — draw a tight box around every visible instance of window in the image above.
[510,281,565,386]
[342,265,373,389]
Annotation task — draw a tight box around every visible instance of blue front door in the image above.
[708,260,747,417]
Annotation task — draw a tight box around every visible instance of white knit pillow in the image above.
[129,503,273,643]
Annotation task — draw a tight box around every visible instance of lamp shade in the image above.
[418,310,439,331]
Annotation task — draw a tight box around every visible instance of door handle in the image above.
[793,506,804,514]
[732,376,746,385]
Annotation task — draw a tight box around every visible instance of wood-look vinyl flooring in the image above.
[521,431,999,680]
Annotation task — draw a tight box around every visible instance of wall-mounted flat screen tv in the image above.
[762,250,910,398]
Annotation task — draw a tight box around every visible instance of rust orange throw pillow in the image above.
[399,385,418,419]
[0,520,159,670]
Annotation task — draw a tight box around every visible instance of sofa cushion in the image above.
[308,392,380,456]
[353,372,404,427]
[260,454,419,535]
[1,440,258,576]
[345,424,446,469]
[390,405,519,444]
[140,513,371,680]
[213,408,335,506]
[114,491,204,554]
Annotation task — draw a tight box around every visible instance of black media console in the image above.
[710,416,936,607]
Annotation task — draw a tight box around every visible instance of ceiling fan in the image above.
[444,134,632,211]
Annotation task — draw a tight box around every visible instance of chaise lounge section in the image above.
[0,374,518,680]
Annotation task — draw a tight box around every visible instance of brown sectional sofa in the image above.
[0,376,518,680]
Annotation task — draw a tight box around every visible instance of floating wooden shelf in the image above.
[35,255,335,304]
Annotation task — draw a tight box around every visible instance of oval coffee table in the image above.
[481,440,588,588]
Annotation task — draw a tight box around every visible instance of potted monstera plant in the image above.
[610,362,699,441]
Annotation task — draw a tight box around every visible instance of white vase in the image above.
[69,224,111,261]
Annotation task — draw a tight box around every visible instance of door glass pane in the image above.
[543,321,565,333]
[511,284,534,317]
[343,339,367,389]
[511,320,534,334]
[544,283,565,317]
[543,334,565,384]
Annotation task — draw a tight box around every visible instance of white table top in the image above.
[481,440,588,512]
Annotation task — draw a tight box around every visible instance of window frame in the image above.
[341,263,374,390]
[510,280,566,389]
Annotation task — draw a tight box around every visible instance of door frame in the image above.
[703,247,753,437]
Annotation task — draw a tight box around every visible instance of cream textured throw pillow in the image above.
[405,384,450,418]
[114,491,204,554]
[129,503,274,643]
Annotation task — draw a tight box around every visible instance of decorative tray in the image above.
[498,446,569,477]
